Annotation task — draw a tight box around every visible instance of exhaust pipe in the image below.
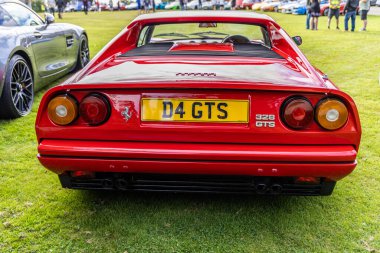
[115,178,128,190]
[255,183,267,194]
[270,184,283,194]
[103,179,114,189]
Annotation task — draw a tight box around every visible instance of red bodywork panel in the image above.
[35,12,361,190]
[169,43,235,52]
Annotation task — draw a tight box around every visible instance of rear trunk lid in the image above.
[74,56,325,89]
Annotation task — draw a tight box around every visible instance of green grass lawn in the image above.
[1,11,380,252]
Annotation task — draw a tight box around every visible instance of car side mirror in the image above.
[292,36,302,46]
[45,13,55,26]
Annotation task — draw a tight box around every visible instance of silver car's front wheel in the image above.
[0,55,34,119]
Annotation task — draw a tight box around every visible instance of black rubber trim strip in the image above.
[120,42,283,59]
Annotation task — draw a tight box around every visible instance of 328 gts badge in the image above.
[255,114,276,128]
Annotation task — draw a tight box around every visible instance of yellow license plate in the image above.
[141,98,249,123]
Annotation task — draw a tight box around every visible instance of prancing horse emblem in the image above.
[122,106,132,121]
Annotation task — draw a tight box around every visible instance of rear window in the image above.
[122,22,281,59]
[147,23,267,44]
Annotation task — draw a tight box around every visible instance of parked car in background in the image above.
[0,0,89,118]
[279,0,300,13]
[292,0,307,14]
[224,0,232,9]
[242,0,254,9]
[252,0,268,10]
[64,0,91,11]
[187,0,200,9]
[370,0,376,5]
[118,2,127,10]
[201,0,213,9]
[64,2,76,11]
[235,0,244,8]
[99,1,110,10]
[125,0,138,9]
[156,0,168,9]
[261,0,281,11]
[376,0,380,6]
[165,0,180,9]
[36,11,361,196]
[89,3,98,11]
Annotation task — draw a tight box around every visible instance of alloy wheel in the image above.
[10,60,33,116]
[80,38,90,67]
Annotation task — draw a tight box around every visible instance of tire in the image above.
[74,34,90,71]
[0,54,34,119]
[324,8,329,16]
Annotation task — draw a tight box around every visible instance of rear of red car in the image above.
[35,12,361,196]
[36,63,360,195]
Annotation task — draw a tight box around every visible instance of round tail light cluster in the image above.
[48,95,78,126]
[315,99,348,130]
[282,97,314,129]
[47,93,110,126]
[281,96,348,131]
[79,94,110,125]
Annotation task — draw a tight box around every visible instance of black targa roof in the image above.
[121,43,284,59]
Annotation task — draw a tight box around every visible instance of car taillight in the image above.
[281,97,314,129]
[48,95,78,125]
[79,94,110,125]
[315,98,348,130]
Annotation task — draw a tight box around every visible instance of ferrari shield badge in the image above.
[122,106,132,121]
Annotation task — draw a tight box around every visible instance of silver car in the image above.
[0,0,89,118]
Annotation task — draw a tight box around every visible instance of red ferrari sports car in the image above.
[36,11,361,196]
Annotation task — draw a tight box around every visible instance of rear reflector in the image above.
[295,177,320,184]
[282,97,314,129]
[79,94,110,126]
[71,171,95,179]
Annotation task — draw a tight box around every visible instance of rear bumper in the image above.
[58,173,337,196]
[38,140,357,181]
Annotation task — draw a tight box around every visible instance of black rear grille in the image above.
[59,173,336,196]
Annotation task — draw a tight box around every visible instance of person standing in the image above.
[199,0,203,9]
[83,0,89,14]
[57,0,64,18]
[327,0,341,29]
[310,0,320,30]
[96,0,101,12]
[212,0,219,10]
[109,0,113,11]
[344,0,359,31]
[179,0,185,10]
[359,0,370,31]
[144,0,150,13]
[47,0,56,16]
[306,0,311,29]
[137,0,142,14]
